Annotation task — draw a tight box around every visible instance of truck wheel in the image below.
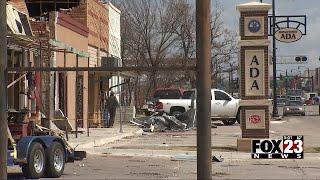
[236,111,240,124]
[172,111,183,117]
[45,142,65,178]
[222,119,236,125]
[22,142,46,179]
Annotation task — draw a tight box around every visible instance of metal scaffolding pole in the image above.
[118,72,123,133]
[0,1,7,178]
[75,54,79,138]
[196,0,212,179]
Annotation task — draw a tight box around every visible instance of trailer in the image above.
[7,119,86,179]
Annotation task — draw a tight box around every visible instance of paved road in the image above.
[8,114,320,179]
[8,153,320,179]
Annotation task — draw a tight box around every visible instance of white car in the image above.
[155,89,240,125]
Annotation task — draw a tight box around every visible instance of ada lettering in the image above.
[281,33,296,40]
[250,55,260,90]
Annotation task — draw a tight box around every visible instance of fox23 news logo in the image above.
[251,135,303,159]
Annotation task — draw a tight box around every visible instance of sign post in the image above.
[236,2,272,151]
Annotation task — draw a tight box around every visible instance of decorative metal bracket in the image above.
[268,15,307,36]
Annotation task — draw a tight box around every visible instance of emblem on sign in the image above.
[274,27,303,43]
[249,115,261,124]
[248,20,261,33]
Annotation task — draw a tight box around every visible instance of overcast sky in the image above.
[218,0,320,74]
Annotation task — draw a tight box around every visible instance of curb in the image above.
[69,128,143,149]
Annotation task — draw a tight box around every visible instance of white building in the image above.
[106,2,123,101]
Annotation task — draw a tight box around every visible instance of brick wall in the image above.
[29,15,55,118]
[65,0,108,51]
[30,21,48,35]
[65,4,88,26]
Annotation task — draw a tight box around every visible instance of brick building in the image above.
[64,0,109,126]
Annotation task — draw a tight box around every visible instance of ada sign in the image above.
[275,28,302,43]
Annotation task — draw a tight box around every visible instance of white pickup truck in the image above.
[155,89,240,125]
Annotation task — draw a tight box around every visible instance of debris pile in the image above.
[130,109,196,132]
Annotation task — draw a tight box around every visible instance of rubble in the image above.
[130,109,196,132]
[212,155,224,162]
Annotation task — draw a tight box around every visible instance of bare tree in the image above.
[119,0,185,102]
[210,2,239,88]
[118,0,239,107]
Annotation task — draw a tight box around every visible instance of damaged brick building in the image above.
[7,0,124,129]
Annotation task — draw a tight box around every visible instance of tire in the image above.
[301,113,306,116]
[222,119,236,125]
[172,111,183,117]
[22,142,46,179]
[236,110,240,124]
[45,142,66,178]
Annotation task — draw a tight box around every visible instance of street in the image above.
[8,114,320,179]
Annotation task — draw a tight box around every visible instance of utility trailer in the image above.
[7,119,86,179]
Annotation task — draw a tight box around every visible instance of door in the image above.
[212,90,236,118]
[58,73,67,116]
[76,75,84,128]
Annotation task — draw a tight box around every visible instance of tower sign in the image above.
[236,1,272,151]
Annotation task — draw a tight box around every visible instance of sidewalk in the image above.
[67,123,143,151]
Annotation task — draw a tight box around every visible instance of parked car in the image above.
[155,89,240,125]
[289,96,302,101]
[277,97,286,107]
[312,96,320,105]
[283,100,306,116]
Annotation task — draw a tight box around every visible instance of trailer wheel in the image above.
[45,142,65,178]
[22,142,46,179]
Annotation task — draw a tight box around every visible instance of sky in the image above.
[218,0,320,74]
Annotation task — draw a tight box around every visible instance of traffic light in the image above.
[295,56,307,62]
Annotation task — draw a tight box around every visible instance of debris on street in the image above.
[130,109,196,132]
[212,155,224,162]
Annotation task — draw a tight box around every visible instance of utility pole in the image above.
[196,0,212,179]
[0,1,7,178]
[285,70,288,100]
[272,0,279,117]
[307,68,310,91]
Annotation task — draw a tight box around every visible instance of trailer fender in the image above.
[16,136,67,164]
